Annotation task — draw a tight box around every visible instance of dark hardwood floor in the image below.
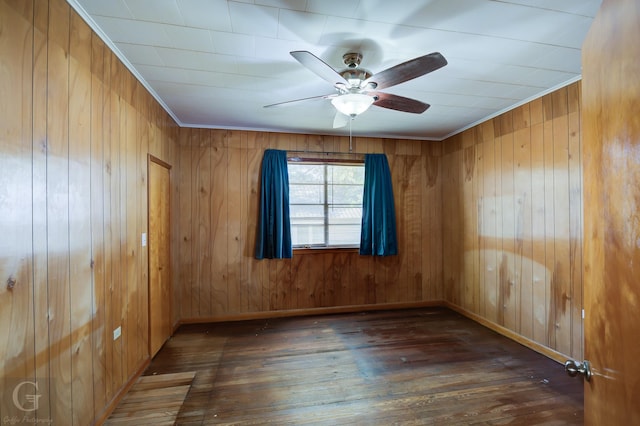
[141,308,583,425]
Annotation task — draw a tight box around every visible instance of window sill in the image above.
[293,247,360,255]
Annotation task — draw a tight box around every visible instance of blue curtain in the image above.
[255,149,292,259]
[360,154,398,256]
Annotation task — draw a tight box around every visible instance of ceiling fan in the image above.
[265,50,447,128]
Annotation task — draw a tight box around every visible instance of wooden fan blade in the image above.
[264,94,335,108]
[291,51,349,87]
[371,92,430,114]
[333,111,349,128]
[363,52,447,90]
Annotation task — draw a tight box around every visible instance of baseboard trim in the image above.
[94,358,151,425]
[179,300,445,324]
[444,302,570,365]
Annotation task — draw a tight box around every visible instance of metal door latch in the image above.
[564,359,592,381]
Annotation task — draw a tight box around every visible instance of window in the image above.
[288,161,365,248]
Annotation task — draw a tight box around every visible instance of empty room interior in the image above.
[1,0,639,424]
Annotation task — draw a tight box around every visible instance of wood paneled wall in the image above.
[174,131,444,320]
[0,0,178,424]
[440,82,584,360]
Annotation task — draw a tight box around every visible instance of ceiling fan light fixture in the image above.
[331,93,375,117]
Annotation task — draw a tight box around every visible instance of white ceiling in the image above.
[68,0,602,141]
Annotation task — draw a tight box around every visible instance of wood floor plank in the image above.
[122,308,583,425]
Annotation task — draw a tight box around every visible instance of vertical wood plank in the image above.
[428,144,443,300]
[246,133,265,312]
[290,255,304,309]
[101,46,115,404]
[0,0,36,420]
[279,259,294,310]
[332,253,350,306]
[89,30,107,414]
[310,253,326,308]
[32,0,52,418]
[492,121,505,324]
[513,108,534,339]
[473,132,486,313]
[405,154,422,303]
[47,0,72,420]
[195,130,212,316]
[552,94,572,356]
[68,11,95,423]
[542,94,556,349]
[388,153,405,303]
[529,98,547,345]
[323,253,336,307]
[500,113,517,330]
[211,132,228,315]
[441,143,461,305]
[189,130,201,317]
[125,99,139,376]
[480,123,498,322]
[137,88,150,358]
[227,131,243,313]
[117,56,129,387]
[238,131,250,312]
[177,131,193,318]
[420,147,432,300]
[109,46,124,394]
[462,132,478,312]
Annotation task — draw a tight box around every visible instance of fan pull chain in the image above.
[349,115,353,153]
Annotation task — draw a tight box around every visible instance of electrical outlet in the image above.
[113,326,121,340]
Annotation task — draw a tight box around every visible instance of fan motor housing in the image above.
[339,68,372,85]
[342,52,362,68]
[339,52,372,88]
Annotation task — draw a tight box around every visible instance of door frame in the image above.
[147,154,173,357]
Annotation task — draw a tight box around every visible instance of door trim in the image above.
[149,154,172,170]
[147,154,172,357]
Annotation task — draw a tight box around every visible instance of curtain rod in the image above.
[286,150,363,156]
[286,150,365,163]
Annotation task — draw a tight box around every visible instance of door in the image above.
[148,156,172,357]
[579,0,640,424]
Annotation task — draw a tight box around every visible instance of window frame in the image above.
[287,155,365,251]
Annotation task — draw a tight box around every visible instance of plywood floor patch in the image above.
[105,371,196,425]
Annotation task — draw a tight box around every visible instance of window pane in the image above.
[327,165,364,184]
[290,204,323,246]
[290,183,324,204]
[329,184,363,205]
[288,164,323,183]
[328,224,361,246]
[328,206,362,246]
[291,224,324,246]
[289,204,323,219]
[328,206,361,224]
